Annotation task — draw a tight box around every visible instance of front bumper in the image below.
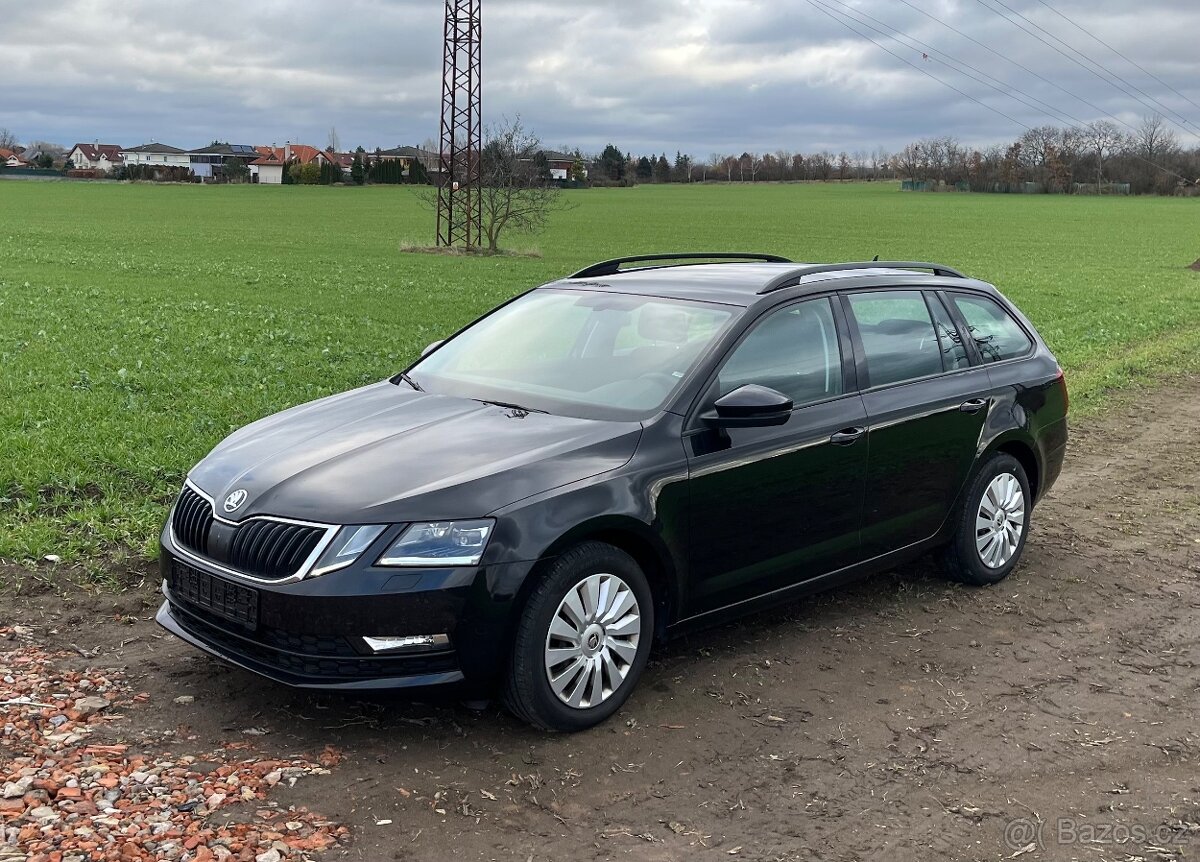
[156,598,465,691]
[156,535,537,695]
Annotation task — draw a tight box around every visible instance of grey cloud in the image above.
[1,0,1197,156]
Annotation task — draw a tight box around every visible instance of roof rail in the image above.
[570,252,792,279]
[756,261,967,295]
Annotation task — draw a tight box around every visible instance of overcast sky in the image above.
[3,0,1198,157]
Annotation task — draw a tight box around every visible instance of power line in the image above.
[990,0,1199,130]
[807,0,1188,180]
[973,0,1200,138]
[891,0,1140,136]
[801,0,1031,131]
[813,0,1085,128]
[1033,0,1200,116]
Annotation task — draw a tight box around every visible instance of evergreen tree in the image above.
[654,154,671,183]
[351,148,366,185]
[408,158,429,184]
[636,156,653,181]
[599,144,625,181]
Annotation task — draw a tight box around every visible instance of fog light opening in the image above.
[362,634,450,654]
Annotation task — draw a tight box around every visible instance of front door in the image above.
[684,297,869,617]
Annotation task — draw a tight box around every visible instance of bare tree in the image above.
[894,143,923,181]
[1083,120,1127,190]
[327,127,340,153]
[24,140,64,161]
[775,150,791,181]
[722,155,736,182]
[1134,114,1179,192]
[476,118,567,253]
[0,128,17,151]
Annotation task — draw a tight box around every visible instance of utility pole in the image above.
[436,0,482,248]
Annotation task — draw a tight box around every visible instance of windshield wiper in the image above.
[398,371,423,392]
[476,398,547,414]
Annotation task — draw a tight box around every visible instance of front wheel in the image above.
[504,542,653,731]
[942,453,1031,586]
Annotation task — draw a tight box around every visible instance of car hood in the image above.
[188,381,642,525]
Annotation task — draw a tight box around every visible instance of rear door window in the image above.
[949,294,1033,363]
[846,291,943,387]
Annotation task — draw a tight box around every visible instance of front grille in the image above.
[169,601,459,681]
[227,519,326,580]
[173,485,214,556]
[171,485,329,581]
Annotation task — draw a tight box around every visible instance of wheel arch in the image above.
[516,516,679,642]
[985,434,1041,502]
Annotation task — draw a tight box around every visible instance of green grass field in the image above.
[1,180,1197,575]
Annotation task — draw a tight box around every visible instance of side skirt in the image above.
[665,533,947,638]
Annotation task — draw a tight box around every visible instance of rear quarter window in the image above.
[949,294,1033,363]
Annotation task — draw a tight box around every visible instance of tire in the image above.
[504,542,654,732]
[941,453,1032,586]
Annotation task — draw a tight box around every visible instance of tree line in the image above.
[891,117,1198,195]
[588,144,897,185]
[579,114,1198,195]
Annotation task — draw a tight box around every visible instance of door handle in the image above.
[959,398,988,413]
[830,426,866,446]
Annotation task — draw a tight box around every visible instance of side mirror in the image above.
[702,384,793,428]
[420,340,443,358]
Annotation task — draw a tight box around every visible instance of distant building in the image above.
[534,150,583,180]
[254,143,334,166]
[0,148,29,168]
[120,143,190,168]
[187,143,258,179]
[67,143,124,173]
[250,152,285,185]
[376,146,440,176]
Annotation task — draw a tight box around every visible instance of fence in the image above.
[1072,182,1131,195]
[0,167,65,179]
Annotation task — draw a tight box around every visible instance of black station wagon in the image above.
[158,255,1069,731]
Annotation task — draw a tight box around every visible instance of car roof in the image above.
[544,262,997,308]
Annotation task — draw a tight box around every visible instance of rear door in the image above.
[683,296,868,616]
[842,289,991,558]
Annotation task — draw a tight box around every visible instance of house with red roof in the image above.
[67,143,124,173]
[0,148,29,168]
[254,143,334,166]
[250,151,285,184]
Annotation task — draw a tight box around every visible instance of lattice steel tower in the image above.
[436,0,482,248]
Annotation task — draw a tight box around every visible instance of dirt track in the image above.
[5,377,1200,861]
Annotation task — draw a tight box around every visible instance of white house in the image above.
[120,143,191,168]
[250,152,284,184]
[67,143,124,173]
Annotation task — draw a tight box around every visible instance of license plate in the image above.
[170,561,258,627]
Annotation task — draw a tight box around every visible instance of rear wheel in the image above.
[942,453,1031,586]
[504,542,653,731]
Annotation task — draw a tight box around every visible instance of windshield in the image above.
[408,288,735,420]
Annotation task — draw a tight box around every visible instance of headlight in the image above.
[377,520,494,567]
[308,524,386,577]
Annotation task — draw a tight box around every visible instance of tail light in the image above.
[1055,367,1068,414]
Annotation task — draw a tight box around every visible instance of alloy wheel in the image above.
[975,472,1025,568]
[544,573,642,709]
